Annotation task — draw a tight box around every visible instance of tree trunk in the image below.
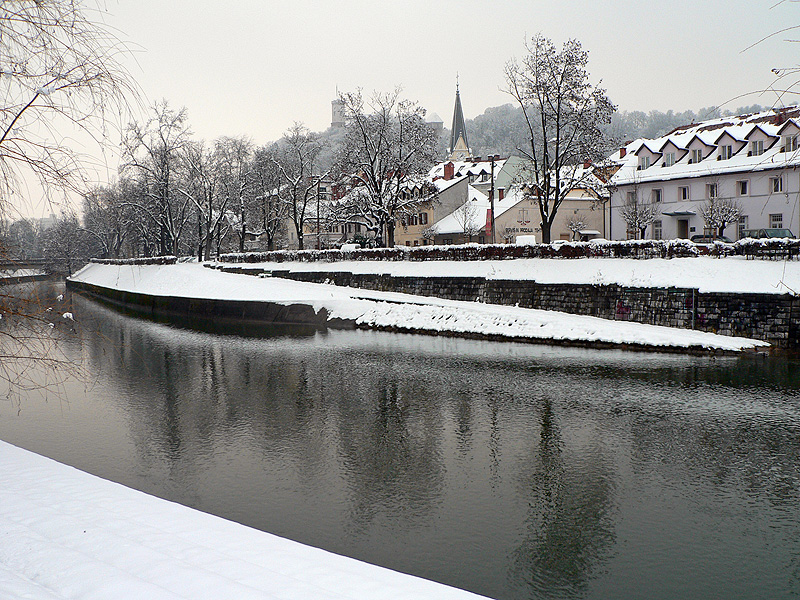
[540,221,552,244]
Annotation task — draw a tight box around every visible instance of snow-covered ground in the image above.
[69,261,770,353]
[0,268,44,278]
[231,255,800,295]
[0,440,489,600]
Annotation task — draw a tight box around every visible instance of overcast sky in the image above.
[101,0,798,148]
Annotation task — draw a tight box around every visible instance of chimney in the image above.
[498,187,505,200]
[619,147,627,158]
[583,159,591,169]
[443,161,454,181]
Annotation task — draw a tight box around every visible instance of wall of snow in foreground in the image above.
[0,440,489,600]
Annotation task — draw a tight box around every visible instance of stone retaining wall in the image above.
[229,266,800,349]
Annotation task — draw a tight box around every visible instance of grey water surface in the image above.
[2,286,799,600]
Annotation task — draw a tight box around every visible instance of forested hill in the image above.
[459,103,768,159]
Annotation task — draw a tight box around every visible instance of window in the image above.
[517,209,530,224]
[771,176,783,193]
[419,212,428,225]
[413,240,419,246]
[691,149,703,163]
[639,156,650,169]
[626,191,636,204]
[738,215,749,240]
[783,134,798,152]
[706,183,718,199]
[719,145,732,160]
[443,238,453,245]
[737,180,749,196]
[770,214,783,229]
[664,152,675,167]
[354,223,361,233]
[651,189,662,203]
[678,186,689,201]
[653,220,663,240]
[751,139,764,156]
[480,172,489,182]
[409,214,418,226]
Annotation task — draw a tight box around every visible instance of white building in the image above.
[609,107,800,240]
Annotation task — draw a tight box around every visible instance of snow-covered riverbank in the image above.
[220,255,800,295]
[0,440,489,599]
[69,261,770,353]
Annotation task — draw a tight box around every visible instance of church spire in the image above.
[449,78,470,161]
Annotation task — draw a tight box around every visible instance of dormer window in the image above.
[664,152,675,167]
[639,156,650,170]
[751,140,764,156]
[691,149,703,164]
[783,134,798,152]
[719,145,732,160]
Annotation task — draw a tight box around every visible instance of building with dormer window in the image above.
[609,107,800,240]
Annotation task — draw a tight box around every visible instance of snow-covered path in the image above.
[0,440,489,599]
[69,262,770,353]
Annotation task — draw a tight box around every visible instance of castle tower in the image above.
[449,81,470,160]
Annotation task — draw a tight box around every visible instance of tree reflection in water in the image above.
[3,289,800,600]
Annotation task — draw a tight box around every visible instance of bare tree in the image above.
[122,101,193,256]
[250,145,287,251]
[214,136,254,253]
[332,88,438,247]
[82,179,137,258]
[274,123,323,250]
[0,0,135,213]
[505,34,615,243]
[179,140,225,260]
[0,0,135,395]
[619,188,659,239]
[453,200,481,242]
[701,196,742,239]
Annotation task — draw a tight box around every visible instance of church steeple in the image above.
[449,78,470,161]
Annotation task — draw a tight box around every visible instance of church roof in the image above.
[449,87,469,154]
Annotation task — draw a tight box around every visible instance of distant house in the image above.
[609,107,800,240]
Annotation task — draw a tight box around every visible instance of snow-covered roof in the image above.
[611,107,800,186]
[428,158,508,182]
[433,187,528,235]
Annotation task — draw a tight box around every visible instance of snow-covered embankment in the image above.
[68,262,770,354]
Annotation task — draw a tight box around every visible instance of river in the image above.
[1,283,799,599]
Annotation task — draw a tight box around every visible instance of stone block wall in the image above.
[257,268,800,349]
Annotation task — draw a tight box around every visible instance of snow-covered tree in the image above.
[701,196,742,239]
[82,179,138,259]
[332,88,438,247]
[250,145,287,251]
[619,189,659,239]
[567,217,586,241]
[505,34,615,243]
[273,123,324,250]
[122,101,194,256]
[215,136,254,253]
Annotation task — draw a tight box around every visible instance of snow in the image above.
[612,108,800,185]
[69,261,772,352]
[210,255,799,295]
[0,440,489,600]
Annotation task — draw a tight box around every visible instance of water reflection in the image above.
[1,290,799,600]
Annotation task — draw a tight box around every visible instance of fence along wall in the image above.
[242,268,800,349]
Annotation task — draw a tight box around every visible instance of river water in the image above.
[1,284,799,599]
